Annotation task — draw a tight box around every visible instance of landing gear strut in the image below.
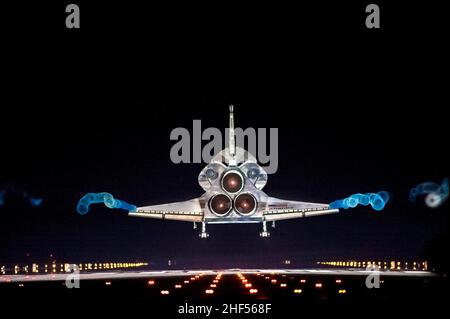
[259,221,270,238]
[199,221,209,239]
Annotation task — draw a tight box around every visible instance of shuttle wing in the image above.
[128,198,204,222]
[263,197,339,221]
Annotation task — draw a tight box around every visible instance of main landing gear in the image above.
[196,220,275,238]
[260,220,272,238]
[198,221,209,239]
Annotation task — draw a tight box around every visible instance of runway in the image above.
[0,268,436,283]
[1,267,445,317]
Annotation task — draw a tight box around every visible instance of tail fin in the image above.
[229,104,235,157]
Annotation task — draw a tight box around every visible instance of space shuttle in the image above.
[128,105,339,238]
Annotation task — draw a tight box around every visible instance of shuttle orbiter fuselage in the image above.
[129,106,338,238]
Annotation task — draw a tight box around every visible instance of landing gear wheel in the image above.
[260,221,270,238]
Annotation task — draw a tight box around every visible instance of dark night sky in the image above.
[1,1,448,268]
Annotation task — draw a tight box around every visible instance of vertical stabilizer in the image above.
[229,104,235,157]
